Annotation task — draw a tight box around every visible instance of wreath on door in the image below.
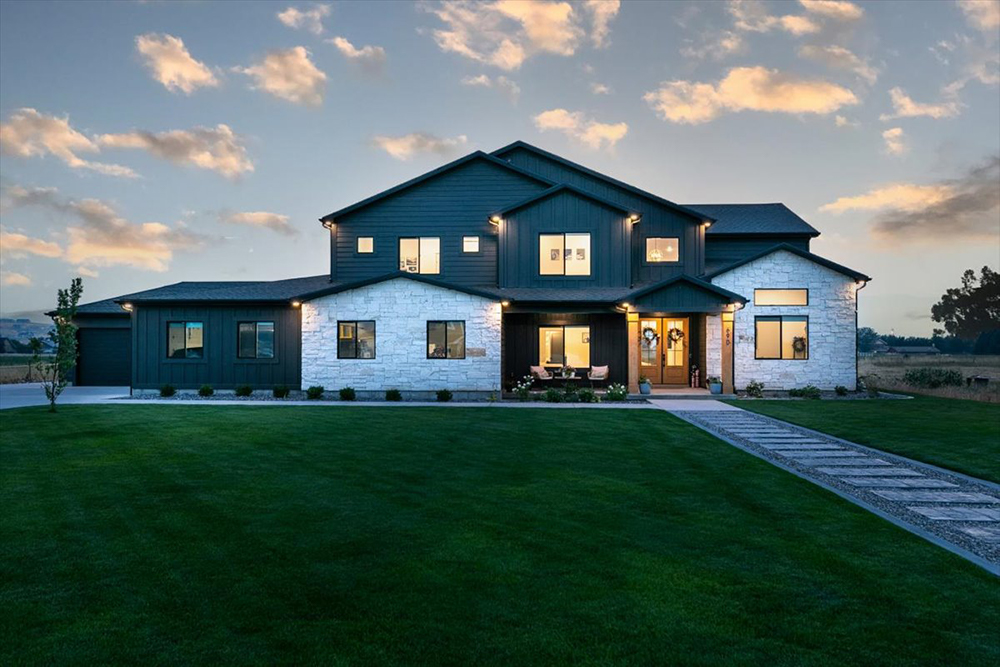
[792,336,807,355]
[641,326,659,343]
[666,327,685,348]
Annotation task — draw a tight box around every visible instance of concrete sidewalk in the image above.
[0,384,130,410]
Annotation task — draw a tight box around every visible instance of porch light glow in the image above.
[501,300,510,307]
[703,221,712,228]
[489,215,502,225]
[291,300,301,308]
[628,213,641,223]
[120,302,133,312]
[620,302,630,309]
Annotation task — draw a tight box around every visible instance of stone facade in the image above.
[708,250,859,390]
[301,277,502,395]
[705,314,722,380]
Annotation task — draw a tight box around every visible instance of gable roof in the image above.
[297,271,501,302]
[319,151,555,223]
[491,141,712,223]
[115,275,332,304]
[703,243,871,282]
[685,203,820,237]
[75,297,130,316]
[494,183,633,218]
[627,274,747,304]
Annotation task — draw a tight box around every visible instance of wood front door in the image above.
[638,317,689,385]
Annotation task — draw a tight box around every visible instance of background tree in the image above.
[31,278,83,412]
[931,266,1000,340]
[857,327,879,353]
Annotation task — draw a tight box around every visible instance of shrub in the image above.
[436,388,453,402]
[513,375,534,401]
[306,385,325,400]
[744,380,764,398]
[902,367,963,388]
[159,384,176,398]
[235,384,253,397]
[273,385,290,399]
[339,387,357,401]
[605,383,628,402]
[385,388,402,401]
[638,375,650,385]
[543,387,563,403]
[198,384,214,397]
[578,388,599,403]
[835,385,849,396]
[789,385,821,399]
[563,385,579,402]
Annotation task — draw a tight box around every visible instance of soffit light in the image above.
[120,302,133,312]
[291,300,301,308]
[489,215,502,225]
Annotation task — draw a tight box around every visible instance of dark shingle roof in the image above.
[685,203,820,236]
[75,297,130,315]
[703,243,870,282]
[117,275,332,304]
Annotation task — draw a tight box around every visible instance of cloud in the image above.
[957,0,1000,32]
[219,211,298,236]
[76,266,99,278]
[941,33,1000,95]
[879,87,961,120]
[533,108,628,149]
[798,0,864,21]
[0,108,137,178]
[882,127,907,155]
[643,66,858,124]
[135,33,218,94]
[96,124,253,179]
[824,156,1000,241]
[728,0,820,35]
[0,229,62,258]
[277,5,331,34]
[834,114,858,127]
[799,44,878,84]
[0,271,31,287]
[3,185,205,271]
[235,47,327,106]
[584,0,621,48]
[460,74,521,102]
[590,82,611,94]
[328,36,387,74]
[680,31,745,60]
[370,133,468,160]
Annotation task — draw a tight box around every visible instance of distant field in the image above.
[0,355,52,384]
[861,354,1000,403]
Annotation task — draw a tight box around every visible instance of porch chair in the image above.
[587,365,609,388]
[530,365,553,382]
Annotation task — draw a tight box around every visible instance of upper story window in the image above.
[755,316,808,360]
[357,237,374,254]
[338,321,376,359]
[400,237,440,274]
[238,321,275,359]
[539,233,590,276]
[645,237,679,263]
[462,236,480,253]
[167,321,203,359]
[427,320,465,359]
[755,289,808,306]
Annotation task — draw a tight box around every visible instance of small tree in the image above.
[31,278,83,412]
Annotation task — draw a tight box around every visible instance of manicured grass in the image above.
[731,395,1000,483]
[1,406,997,665]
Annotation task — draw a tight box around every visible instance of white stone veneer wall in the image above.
[301,278,502,393]
[709,250,859,390]
[705,315,722,380]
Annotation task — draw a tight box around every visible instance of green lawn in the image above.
[731,395,1000,483]
[1,406,997,665]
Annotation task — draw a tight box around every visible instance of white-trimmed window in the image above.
[357,237,374,254]
[462,236,480,253]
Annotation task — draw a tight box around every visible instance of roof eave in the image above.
[703,243,871,282]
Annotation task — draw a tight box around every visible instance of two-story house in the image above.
[71,141,870,395]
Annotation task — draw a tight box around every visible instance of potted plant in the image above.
[638,375,652,395]
[561,364,575,378]
[707,376,723,395]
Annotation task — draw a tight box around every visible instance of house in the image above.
[884,345,940,355]
[72,141,870,395]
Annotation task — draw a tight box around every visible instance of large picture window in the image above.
[754,289,808,306]
[338,321,376,359]
[538,325,590,368]
[238,321,275,359]
[167,321,204,359]
[645,237,679,263]
[399,237,440,274]
[755,316,808,360]
[539,233,590,276]
[427,321,465,359]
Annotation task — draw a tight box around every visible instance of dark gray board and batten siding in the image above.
[704,235,811,274]
[131,305,301,390]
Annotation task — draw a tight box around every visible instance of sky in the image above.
[1,0,998,336]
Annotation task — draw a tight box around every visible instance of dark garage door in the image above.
[77,328,131,386]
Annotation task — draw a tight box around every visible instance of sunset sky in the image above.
[1,0,998,335]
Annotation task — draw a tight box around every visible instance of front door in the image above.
[638,316,689,385]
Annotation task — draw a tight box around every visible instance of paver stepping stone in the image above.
[818,467,922,476]
[873,490,1000,503]
[758,443,841,450]
[795,458,891,467]
[908,506,1000,521]
[842,478,959,488]
[777,450,859,457]
[958,526,1000,543]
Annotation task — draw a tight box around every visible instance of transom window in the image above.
[754,289,808,306]
[427,321,465,359]
[755,316,808,360]
[462,236,480,253]
[539,233,591,276]
[357,237,374,253]
[238,321,275,359]
[167,322,203,359]
[399,237,440,274]
[538,325,590,368]
[645,237,679,263]
[338,321,376,359]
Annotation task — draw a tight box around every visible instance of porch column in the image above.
[627,312,639,393]
[721,311,734,394]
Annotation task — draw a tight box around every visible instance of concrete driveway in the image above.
[0,383,129,410]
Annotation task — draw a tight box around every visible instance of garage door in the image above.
[77,328,131,386]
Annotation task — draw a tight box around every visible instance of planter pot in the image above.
[709,382,723,395]
[639,382,651,395]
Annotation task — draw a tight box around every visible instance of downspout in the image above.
[321,218,337,282]
[855,279,868,390]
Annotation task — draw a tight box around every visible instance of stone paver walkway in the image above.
[663,406,1000,575]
